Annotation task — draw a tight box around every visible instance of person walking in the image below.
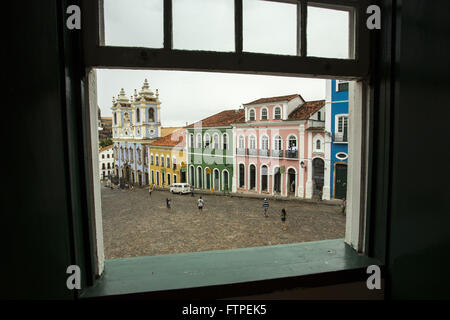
[166,197,172,210]
[148,184,153,197]
[280,208,287,230]
[341,198,346,215]
[191,185,195,197]
[197,196,204,214]
[263,198,269,217]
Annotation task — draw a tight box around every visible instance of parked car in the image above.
[169,183,192,194]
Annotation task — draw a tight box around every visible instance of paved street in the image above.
[101,186,345,259]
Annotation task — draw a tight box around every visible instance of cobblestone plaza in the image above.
[101,186,345,259]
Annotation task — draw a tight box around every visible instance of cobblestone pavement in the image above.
[101,186,345,259]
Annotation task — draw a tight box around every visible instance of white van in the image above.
[169,183,192,194]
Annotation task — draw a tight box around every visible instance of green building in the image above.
[186,109,244,193]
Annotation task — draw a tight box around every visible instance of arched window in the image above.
[189,134,194,147]
[249,109,256,121]
[238,135,245,149]
[204,133,210,148]
[196,133,202,148]
[222,133,228,150]
[313,135,324,152]
[136,108,140,122]
[150,154,154,165]
[161,156,164,167]
[167,156,170,168]
[239,164,245,188]
[261,165,268,191]
[213,134,219,149]
[288,135,297,148]
[261,136,269,150]
[249,164,256,190]
[274,135,282,150]
[148,108,155,122]
[249,136,256,149]
[274,106,282,120]
[114,112,117,125]
[261,108,268,120]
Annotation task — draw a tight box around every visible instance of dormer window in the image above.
[274,107,281,120]
[261,108,268,120]
[249,109,255,121]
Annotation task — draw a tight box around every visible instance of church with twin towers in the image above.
[111,79,162,186]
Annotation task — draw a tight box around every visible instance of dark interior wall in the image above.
[4,1,74,299]
[3,0,450,300]
[386,0,450,299]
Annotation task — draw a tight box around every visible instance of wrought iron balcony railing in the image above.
[247,148,258,156]
[272,149,283,158]
[236,148,246,155]
[285,150,298,159]
[259,149,270,157]
[333,133,348,143]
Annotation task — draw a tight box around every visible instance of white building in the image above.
[99,145,114,180]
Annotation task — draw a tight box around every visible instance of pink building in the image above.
[232,95,326,199]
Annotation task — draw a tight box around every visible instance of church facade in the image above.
[112,79,161,186]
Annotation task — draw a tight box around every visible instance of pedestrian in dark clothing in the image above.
[263,198,269,217]
[280,208,287,230]
[191,186,195,197]
[166,198,171,210]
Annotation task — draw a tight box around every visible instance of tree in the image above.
[99,138,113,148]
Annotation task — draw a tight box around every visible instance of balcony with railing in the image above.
[271,149,283,158]
[285,150,298,159]
[333,132,348,143]
[259,149,270,157]
[247,148,258,156]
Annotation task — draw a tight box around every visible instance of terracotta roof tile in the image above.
[99,145,113,153]
[186,109,244,128]
[161,127,183,137]
[149,129,185,147]
[243,94,303,105]
[288,100,325,120]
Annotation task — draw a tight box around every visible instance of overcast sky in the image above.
[98,0,349,127]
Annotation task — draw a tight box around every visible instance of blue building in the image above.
[323,79,349,200]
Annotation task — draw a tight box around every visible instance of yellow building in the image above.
[148,129,187,188]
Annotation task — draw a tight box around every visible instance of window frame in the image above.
[78,0,376,299]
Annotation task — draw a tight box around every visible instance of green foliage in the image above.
[99,138,113,148]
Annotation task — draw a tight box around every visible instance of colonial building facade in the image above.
[232,95,326,199]
[149,129,187,187]
[112,79,161,186]
[186,109,244,193]
[99,145,114,180]
[323,79,349,200]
